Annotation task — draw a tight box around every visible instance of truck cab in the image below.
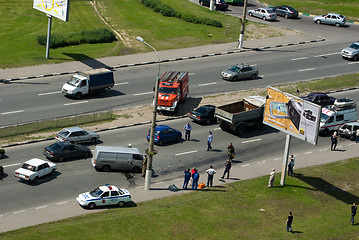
[62,74,89,99]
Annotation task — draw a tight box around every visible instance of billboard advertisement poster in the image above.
[33,0,69,22]
[263,87,321,145]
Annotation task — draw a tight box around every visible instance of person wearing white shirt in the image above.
[206,166,216,187]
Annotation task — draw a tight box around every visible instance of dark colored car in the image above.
[302,92,336,107]
[189,105,216,124]
[146,125,182,146]
[199,0,228,11]
[273,5,298,19]
[43,142,91,162]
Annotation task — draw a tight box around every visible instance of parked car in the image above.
[77,184,132,209]
[313,13,346,27]
[189,105,216,125]
[199,0,228,11]
[302,92,336,107]
[146,125,182,146]
[55,127,99,144]
[221,64,259,81]
[338,122,359,141]
[14,158,57,183]
[341,42,359,61]
[0,147,5,158]
[43,142,91,162]
[248,8,277,21]
[273,5,298,19]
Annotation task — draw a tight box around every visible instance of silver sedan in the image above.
[313,13,346,27]
[248,8,277,21]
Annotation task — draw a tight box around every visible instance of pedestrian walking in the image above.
[351,202,357,225]
[227,143,235,161]
[268,169,276,187]
[207,131,213,151]
[192,169,200,190]
[142,155,148,177]
[331,131,338,151]
[286,212,293,232]
[356,129,359,144]
[206,166,216,187]
[221,160,232,179]
[183,169,191,189]
[288,155,295,177]
[184,122,192,141]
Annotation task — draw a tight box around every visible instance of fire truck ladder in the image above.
[161,71,187,82]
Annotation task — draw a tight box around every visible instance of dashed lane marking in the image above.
[3,163,21,168]
[114,82,129,86]
[57,201,68,205]
[299,68,315,72]
[64,101,88,106]
[1,110,24,115]
[319,148,328,151]
[348,62,359,64]
[175,150,197,156]
[155,181,165,185]
[133,91,153,96]
[242,164,250,167]
[304,151,312,154]
[258,160,266,163]
[188,73,196,75]
[213,127,221,131]
[35,206,47,210]
[273,158,281,161]
[38,91,62,96]
[242,139,261,144]
[198,82,216,87]
[314,52,340,57]
[14,210,25,214]
[291,57,308,61]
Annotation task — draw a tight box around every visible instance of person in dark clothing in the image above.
[192,169,200,190]
[221,160,231,179]
[286,212,293,232]
[351,202,357,226]
[183,169,191,189]
[227,143,235,161]
[288,156,294,177]
[331,132,338,151]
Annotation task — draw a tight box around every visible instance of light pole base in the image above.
[144,169,152,190]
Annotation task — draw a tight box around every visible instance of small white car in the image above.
[14,158,57,183]
[77,184,132,209]
[248,8,277,21]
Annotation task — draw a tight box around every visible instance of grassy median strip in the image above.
[1,157,358,239]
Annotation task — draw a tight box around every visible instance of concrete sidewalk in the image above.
[0,33,324,81]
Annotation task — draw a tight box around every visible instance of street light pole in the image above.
[238,0,248,49]
[136,36,161,190]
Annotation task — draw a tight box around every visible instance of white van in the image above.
[92,146,143,173]
[319,99,357,135]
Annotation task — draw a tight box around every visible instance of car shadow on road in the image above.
[19,171,61,186]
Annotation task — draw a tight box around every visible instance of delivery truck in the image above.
[62,68,114,99]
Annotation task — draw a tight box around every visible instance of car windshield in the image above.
[57,130,70,137]
[21,163,36,172]
[89,188,103,198]
[229,65,241,72]
[321,113,330,123]
[267,9,274,13]
[159,87,178,95]
[49,143,63,151]
[195,107,211,114]
[349,43,359,50]
[67,77,81,87]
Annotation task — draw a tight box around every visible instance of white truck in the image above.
[215,96,266,135]
[62,68,114,99]
[319,98,357,135]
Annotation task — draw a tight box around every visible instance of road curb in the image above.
[0,38,325,83]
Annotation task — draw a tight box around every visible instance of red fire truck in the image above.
[157,71,189,113]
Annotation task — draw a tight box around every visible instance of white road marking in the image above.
[155,181,165,185]
[1,110,24,115]
[198,82,216,87]
[3,163,21,168]
[133,91,153,96]
[175,150,197,156]
[291,57,308,61]
[57,201,68,205]
[136,186,143,189]
[0,215,3,218]
[258,160,266,163]
[319,148,328,151]
[64,101,88,106]
[38,91,61,96]
[188,72,196,76]
[304,151,312,154]
[213,127,221,131]
[114,82,129,86]
[242,139,261,144]
[242,164,250,167]
[14,210,25,214]
[314,52,340,57]
[273,158,281,161]
[35,206,47,210]
[298,68,315,72]
[349,143,356,146]
[348,62,359,65]
[174,178,182,181]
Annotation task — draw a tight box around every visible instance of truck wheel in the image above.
[235,124,245,135]
[219,121,229,131]
[88,203,96,209]
[75,92,82,100]
[102,165,111,172]
[173,106,179,114]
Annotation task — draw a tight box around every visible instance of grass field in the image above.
[1,157,358,239]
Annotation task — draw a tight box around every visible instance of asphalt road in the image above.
[1,89,358,217]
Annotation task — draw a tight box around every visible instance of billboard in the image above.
[263,87,321,145]
[33,0,69,22]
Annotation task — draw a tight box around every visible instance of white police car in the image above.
[76,184,131,209]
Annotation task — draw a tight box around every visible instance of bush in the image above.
[37,28,116,48]
[141,0,222,28]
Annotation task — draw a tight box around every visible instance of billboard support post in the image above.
[45,15,52,59]
[280,134,291,186]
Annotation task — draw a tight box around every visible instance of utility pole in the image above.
[210,0,215,10]
[237,0,248,49]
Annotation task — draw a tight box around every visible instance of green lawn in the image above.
[1,158,359,239]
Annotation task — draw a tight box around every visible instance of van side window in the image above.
[336,114,344,121]
[328,116,334,123]
[133,154,143,160]
[116,153,131,160]
[99,152,116,161]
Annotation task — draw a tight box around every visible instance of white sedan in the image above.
[14,158,57,183]
[77,184,132,209]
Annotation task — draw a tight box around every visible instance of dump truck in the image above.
[62,68,114,99]
[215,96,266,135]
[157,71,189,113]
